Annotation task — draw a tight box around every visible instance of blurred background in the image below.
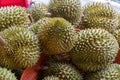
[32,0,120,12]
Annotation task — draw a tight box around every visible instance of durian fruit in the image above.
[0,67,17,80]
[45,62,83,80]
[0,6,31,31]
[85,64,120,80]
[70,29,119,72]
[30,17,51,34]
[0,54,15,69]
[42,76,60,80]
[80,2,119,32]
[38,17,78,55]
[113,29,120,46]
[0,27,40,68]
[28,3,48,22]
[48,0,82,24]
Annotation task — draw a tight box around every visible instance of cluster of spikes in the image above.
[0,0,120,80]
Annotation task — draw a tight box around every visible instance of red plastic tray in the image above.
[0,0,32,8]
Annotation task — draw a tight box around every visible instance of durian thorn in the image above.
[28,14,34,23]
[45,12,52,17]
[0,36,7,46]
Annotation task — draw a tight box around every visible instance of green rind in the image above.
[0,67,17,80]
[80,2,119,32]
[38,18,78,55]
[85,64,120,80]
[46,62,83,80]
[42,76,60,80]
[70,29,119,72]
[28,3,48,22]
[48,0,82,24]
[0,27,40,68]
[0,6,30,31]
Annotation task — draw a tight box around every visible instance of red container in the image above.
[0,0,32,8]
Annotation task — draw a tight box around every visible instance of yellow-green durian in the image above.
[48,0,82,24]
[0,6,31,31]
[0,27,40,69]
[70,29,119,72]
[0,67,17,80]
[38,18,78,55]
[46,62,83,80]
[30,17,51,34]
[85,64,120,80]
[42,76,60,80]
[28,3,48,22]
[80,2,119,32]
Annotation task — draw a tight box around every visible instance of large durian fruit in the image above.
[79,2,119,32]
[42,76,60,80]
[48,0,82,24]
[30,17,51,34]
[70,29,119,72]
[0,27,40,69]
[85,64,120,80]
[28,3,48,22]
[45,62,83,80]
[0,6,31,31]
[0,67,17,80]
[37,18,78,55]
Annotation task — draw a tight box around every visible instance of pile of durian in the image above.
[0,0,120,80]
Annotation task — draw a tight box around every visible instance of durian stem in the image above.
[45,12,52,17]
[28,14,34,23]
[0,36,7,46]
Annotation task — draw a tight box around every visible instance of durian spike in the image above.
[28,14,34,23]
[0,36,7,46]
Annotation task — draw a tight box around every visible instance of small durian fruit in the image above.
[113,29,120,46]
[85,64,120,80]
[0,27,40,68]
[0,67,17,80]
[0,54,15,69]
[30,17,51,34]
[42,76,60,80]
[48,0,82,24]
[80,2,119,32]
[46,62,83,80]
[70,29,119,72]
[37,18,78,55]
[28,3,48,22]
[0,6,31,31]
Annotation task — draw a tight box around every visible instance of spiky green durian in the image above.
[30,17,51,34]
[37,18,78,55]
[0,6,31,31]
[0,67,17,80]
[0,54,15,69]
[46,62,83,80]
[48,0,82,24]
[0,27,40,68]
[85,64,120,80]
[42,76,60,80]
[70,29,119,72]
[28,3,48,22]
[80,2,119,32]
